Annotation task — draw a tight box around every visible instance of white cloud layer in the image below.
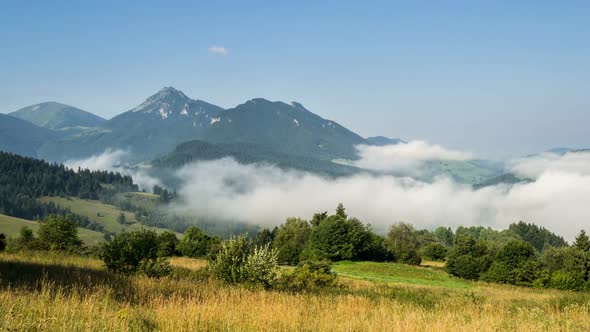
[349,141,473,173]
[63,148,590,242]
[208,45,228,56]
[510,151,590,179]
[172,156,590,242]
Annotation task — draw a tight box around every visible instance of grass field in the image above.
[1,252,589,331]
[39,196,179,236]
[0,214,105,246]
[116,192,160,210]
[332,260,471,289]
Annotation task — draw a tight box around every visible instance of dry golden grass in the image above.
[1,252,589,331]
[169,256,208,271]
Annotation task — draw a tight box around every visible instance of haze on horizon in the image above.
[1,0,589,157]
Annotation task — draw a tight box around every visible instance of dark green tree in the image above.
[99,229,170,276]
[157,231,180,257]
[335,203,347,219]
[178,226,214,258]
[252,228,275,247]
[386,222,421,265]
[310,211,328,227]
[273,218,311,265]
[445,235,493,280]
[434,226,454,247]
[574,230,590,252]
[307,214,354,261]
[117,213,127,225]
[38,215,82,251]
[482,240,539,285]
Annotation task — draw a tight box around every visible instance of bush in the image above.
[420,242,448,261]
[37,215,82,251]
[140,257,173,278]
[6,226,41,252]
[276,261,339,292]
[481,241,539,286]
[244,244,281,289]
[209,234,252,284]
[398,249,422,266]
[157,231,179,257]
[209,235,280,289]
[446,235,493,280]
[99,230,170,277]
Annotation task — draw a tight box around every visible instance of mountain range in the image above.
[6,87,369,164]
[0,86,510,183]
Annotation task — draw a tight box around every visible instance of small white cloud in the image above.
[350,140,473,173]
[208,46,228,56]
[65,150,162,191]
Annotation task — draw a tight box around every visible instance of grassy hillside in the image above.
[116,192,160,210]
[39,196,178,236]
[0,214,104,246]
[1,252,589,331]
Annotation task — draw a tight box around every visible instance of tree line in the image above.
[0,151,137,228]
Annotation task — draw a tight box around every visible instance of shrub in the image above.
[398,249,422,266]
[157,231,179,257]
[420,242,448,261]
[446,235,493,280]
[244,244,281,289]
[6,226,41,252]
[140,257,173,278]
[481,241,540,286]
[37,215,82,251]
[276,261,339,292]
[99,230,170,277]
[209,234,251,284]
[209,235,280,289]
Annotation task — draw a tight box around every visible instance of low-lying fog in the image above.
[65,142,590,241]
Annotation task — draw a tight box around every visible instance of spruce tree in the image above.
[574,230,590,252]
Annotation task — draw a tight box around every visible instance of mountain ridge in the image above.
[10,102,106,130]
[36,87,368,163]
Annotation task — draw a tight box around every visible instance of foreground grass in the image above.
[0,213,105,246]
[1,252,590,331]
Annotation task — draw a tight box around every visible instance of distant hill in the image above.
[366,136,406,146]
[38,87,368,162]
[0,113,56,157]
[153,140,361,177]
[473,173,530,189]
[10,102,106,130]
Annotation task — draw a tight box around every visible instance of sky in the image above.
[1,0,589,157]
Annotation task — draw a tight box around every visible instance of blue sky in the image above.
[1,0,589,157]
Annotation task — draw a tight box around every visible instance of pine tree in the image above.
[335,203,347,220]
[117,213,127,225]
[574,230,590,252]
